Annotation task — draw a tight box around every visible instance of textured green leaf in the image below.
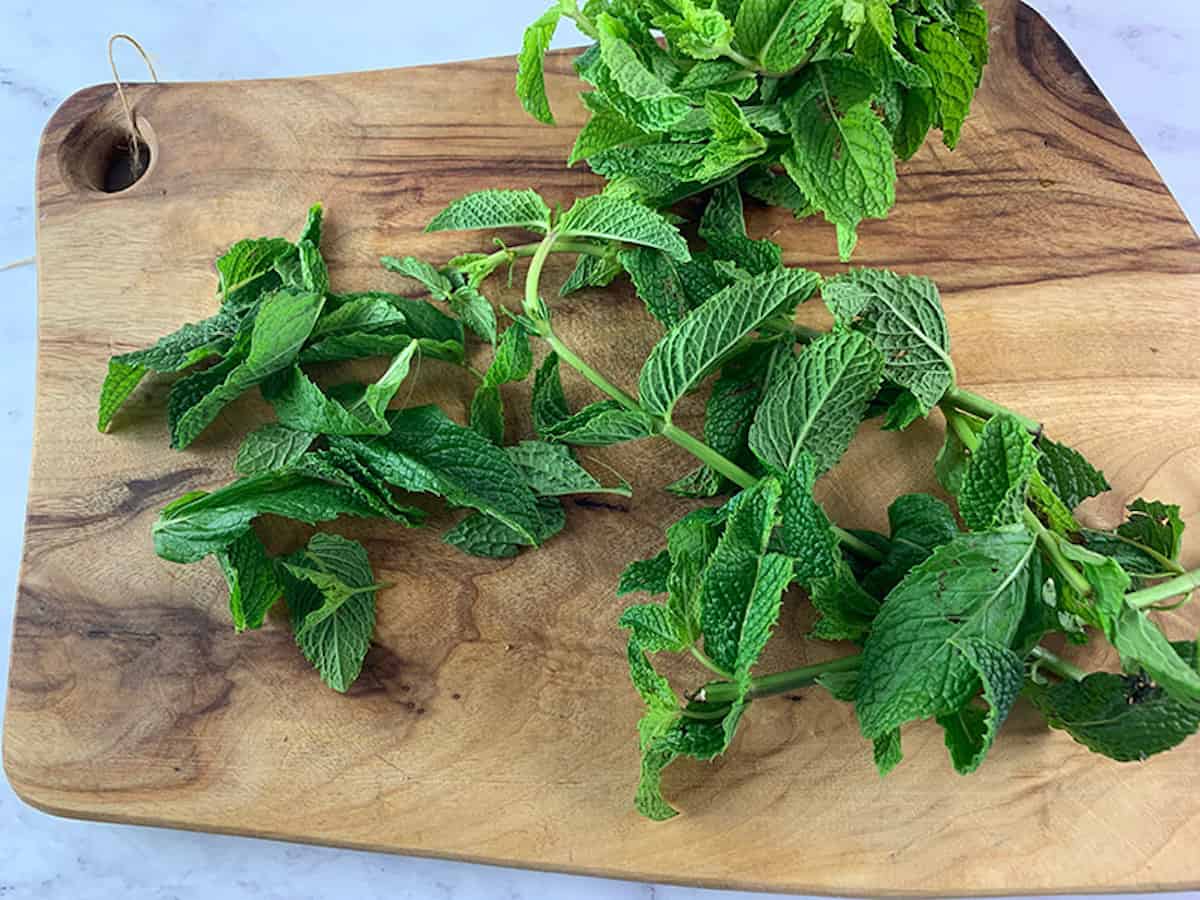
[281,533,380,692]
[307,292,464,358]
[426,189,552,234]
[560,251,624,297]
[779,450,841,586]
[676,60,758,102]
[1027,643,1200,763]
[855,0,931,90]
[936,639,1025,774]
[699,182,782,275]
[542,399,658,446]
[783,62,896,260]
[958,414,1039,531]
[639,267,820,417]
[532,352,571,438]
[1112,606,1200,705]
[1079,530,1179,581]
[588,141,708,200]
[873,728,904,776]
[667,507,725,640]
[153,464,420,565]
[298,203,323,246]
[1027,469,1081,537]
[216,237,294,308]
[505,440,631,497]
[618,550,673,597]
[310,295,407,339]
[331,405,543,543]
[558,195,691,261]
[748,330,884,474]
[235,424,317,475]
[471,323,533,443]
[569,92,652,166]
[620,246,694,328]
[809,559,881,642]
[914,23,982,149]
[735,0,839,73]
[695,92,768,182]
[653,0,736,61]
[856,527,1037,739]
[742,167,813,218]
[170,290,325,450]
[1119,499,1185,564]
[862,493,960,598]
[620,604,691,653]
[592,13,692,133]
[216,529,282,632]
[517,6,562,125]
[823,269,954,413]
[444,496,566,559]
[1037,438,1110,511]
[700,478,784,674]
[381,255,454,299]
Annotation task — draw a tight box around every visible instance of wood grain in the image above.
[6,2,1200,893]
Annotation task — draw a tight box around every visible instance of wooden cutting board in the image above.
[7,1,1200,894]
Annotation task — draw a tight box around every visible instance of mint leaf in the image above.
[298,202,322,246]
[676,60,757,102]
[505,440,631,497]
[809,559,881,642]
[855,527,1037,740]
[742,167,813,218]
[426,189,552,234]
[263,342,418,437]
[557,195,691,261]
[618,550,673,596]
[934,414,974,495]
[735,0,839,74]
[667,508,724,639]
[592,13,692,133]
[620,604,691,654]
[542,399,657,446]
[216,529,282,632]
[569,92,651,166]
[873,728,904,776]
[699,182,782,275]
[619,246,694,327]
[748,330,884,474]
[216,237,294,308]
[913,23,982,149]
[936,639,1025,774]
[235,424,317,475]
[281,533,381,692]
[170,289,325,449]
[779,449,841,586]
[1119,499,1185,564]
[1027,645,1200,763]
[449,285,499,344]
[695,92,768,183]
[517,6,562,125]
[639,267,820,417]
[444,497,566,559]
[699,478,784,674]
[472,323,533,443]
[560,252,623,297]
[783,62,896,259]
[652,1,735,61]
[153,463,421,565]
[1112,607,1200,705]
[310,294,407,338]
[302,292,464,363]
[381,255,454,299]
[1037,438,1110,511]
[957,414,1039,530]
[862,493,960,597]
[532,352,571,437]
[823,269,954,413]
[330,405,543,543]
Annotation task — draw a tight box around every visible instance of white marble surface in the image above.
[2,2,1200,898]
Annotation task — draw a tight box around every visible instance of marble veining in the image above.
[2,1,1200,898]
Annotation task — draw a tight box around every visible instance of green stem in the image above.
[943,403,982,451]
[1022,507,1093,599]
[660,423,754,488]
[484,237,610,271]
[1030,645,1087,682]
[680,704,733,720]
[543,331,645,414]
[943,386,1041,434]
[1127,569,1200,610]
[689,645,733,680]
[833,527,885,563]
[701,653,862,704]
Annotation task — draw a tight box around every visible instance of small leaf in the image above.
[699,182,782,275]
[444,497,566,559]
[517,6,562,125]
[957,414,1040,531]
[936,639,1025,774]
[426,189,552,234]
[558,195,691,261]
[505,440,631,497]
[1037,438,1110,511]
[542,399,658,447]
[216,529,282,632]
[618,550,673,597]
[779,450,841,586]
[235,424,317,475]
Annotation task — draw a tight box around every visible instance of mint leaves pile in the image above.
[96,0,1200,821]
[517,0,988,258]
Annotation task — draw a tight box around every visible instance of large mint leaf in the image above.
[280,533,381,693]
[822,269,954,413]
[517,6,562,125]
[779,449,840,586]
[862,493,960,597]
[618,550,673,597]
[699,478,785,675]
[1037,438,1110,511]
[695,92,768,183]
[331,405,543,544]
[569,92,651,166]
[913,23,982,149]
[444,496,565,559]
[310,295,407,338]
[936,639,1025,774]
[639,267,820,417]
[958,414,1039,531]
[170,289,325,450]
[620,604,691,654]
[216,529,282,632]
[855,527,1037,739]
[592,13,692,133]
[426,189,552,234]
[748,330,884,474]
[216,237,294,308]
[1027,643,1200,762]
[558,195,690,261]
[235,424,317,476]
[302,292,464,364]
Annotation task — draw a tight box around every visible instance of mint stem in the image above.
[689,645,733,680]
[701,653,863,704]
[1126,569,1200,610]
[1030,645,1088,682]
[943,386,1041,434]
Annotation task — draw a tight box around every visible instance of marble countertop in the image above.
[2,2,1199,898]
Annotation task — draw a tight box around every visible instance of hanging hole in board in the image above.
[57,115,158,195]
[103,134,152,192]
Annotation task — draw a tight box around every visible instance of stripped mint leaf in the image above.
[862,493,960,598]
[381,255,454,300]
[444,497,566,559]
[558,195,691,261]
[235,424,317,475]
[472,323,533,443]
[216,237,294,308]
[936,639,1025,774]
[505,440,631,497]
[957,414,1039,530]
[748,330,885,474]
[779,449,841,586]
[542,399,657,446]
[1037,438,1110,511]
[216,529,282,632]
